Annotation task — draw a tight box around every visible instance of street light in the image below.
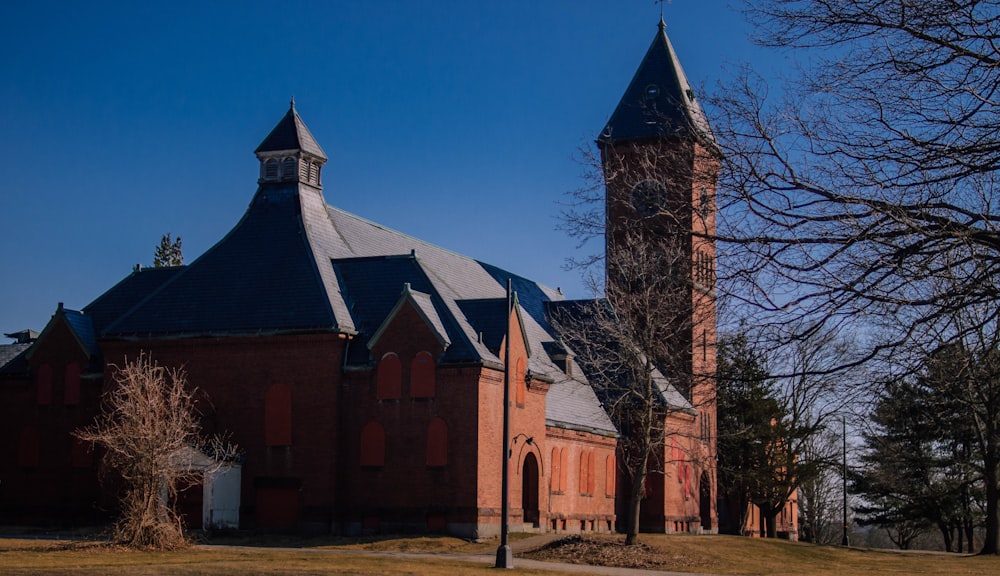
[495,279,514,569]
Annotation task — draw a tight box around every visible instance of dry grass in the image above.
[525,533,1000,575]
[0,537,558,576]
[2,533,1000,575]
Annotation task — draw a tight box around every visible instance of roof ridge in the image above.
[325,204,557,291]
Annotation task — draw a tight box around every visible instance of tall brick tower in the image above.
[598,18,719,531]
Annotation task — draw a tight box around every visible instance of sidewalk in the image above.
[198,538,728,576]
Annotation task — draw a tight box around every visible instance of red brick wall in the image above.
[338,298,482,535]
[101,332,347,530]
[0,314,102,525]
[545,426,617,533]
[600,137,720,534]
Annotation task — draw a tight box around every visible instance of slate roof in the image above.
[600,19,715,146]
[0,343,30,374]
[255,99,327,160]
[63,308,99,358]
[86,106,621,436]
[84,266,183,334]
[101,185,339,337]
[546,299,692,414]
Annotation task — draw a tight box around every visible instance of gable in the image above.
[368,287,449,358]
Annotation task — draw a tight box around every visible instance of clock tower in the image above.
[599,18,719,529]
[599,17,718,396]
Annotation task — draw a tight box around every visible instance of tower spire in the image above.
[599,18,714,146]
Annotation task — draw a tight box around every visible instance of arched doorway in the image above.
[699,471,712,532]
[521,453,539,527]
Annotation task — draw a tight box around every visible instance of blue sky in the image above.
[1,1,769,335]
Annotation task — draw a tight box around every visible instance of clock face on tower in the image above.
[630,179,668,217]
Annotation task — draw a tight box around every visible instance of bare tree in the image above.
[554,133,718,544]
[717,326,852,539]
[797,429,845,545]
[551,232,712,544]
[706,1,1000,552]
[75,353,236,550]
[708,1,1000,378]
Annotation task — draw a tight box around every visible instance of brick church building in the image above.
[1,20,719,538]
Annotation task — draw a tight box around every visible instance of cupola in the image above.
[255,98,328,188]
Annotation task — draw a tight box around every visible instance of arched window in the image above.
[36,363,52,405]
[550,447,561,492]
[426,417,448,467]
[560,447,568,492]
[376,353,402,400]
[281,157,296,180]
[360,421,385,467]
[579,451,590,496]
[515,358,526,406]
[588,451,597,495]
[264,158,279,180]
[605,455,616,497]
[64,362,81,405]
[264,383,292,446]
[411,351,435,398]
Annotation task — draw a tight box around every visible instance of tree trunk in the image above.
[965,519,976,554]
[625,467,646,546]
[765,510,777,538]
[937,521,953,553]
[981,455,999,554]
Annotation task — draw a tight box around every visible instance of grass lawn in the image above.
[0,538,558,576]
[1,533,999,575]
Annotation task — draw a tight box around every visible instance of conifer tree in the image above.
[153,233,183,267]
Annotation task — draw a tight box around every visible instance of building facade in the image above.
[1,21,721,537]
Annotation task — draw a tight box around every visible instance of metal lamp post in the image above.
[495,279,514,569]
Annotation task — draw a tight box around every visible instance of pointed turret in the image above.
[600,19,714,146]
[255,99,327,188]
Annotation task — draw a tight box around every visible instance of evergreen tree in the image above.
[853,345,987,552]
[716,332,783,536]
[153,233,183,267]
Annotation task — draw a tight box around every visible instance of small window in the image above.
[560,447,568,492]
[587,450,597,496]
[264,158,279,180]
[64,363,81,405]
[36,363,52,405]
[551,447,561,492]
[309,161,320,184]
[411,352,436,398]
[605,455,616,497]
[426,417,448,467]
[360,421,385,467]
[281,157,296,180]
[264,383,292,446]
[377,353,402,400]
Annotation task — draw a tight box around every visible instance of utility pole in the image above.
[841,416,849,547]
[495,279,513,569]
